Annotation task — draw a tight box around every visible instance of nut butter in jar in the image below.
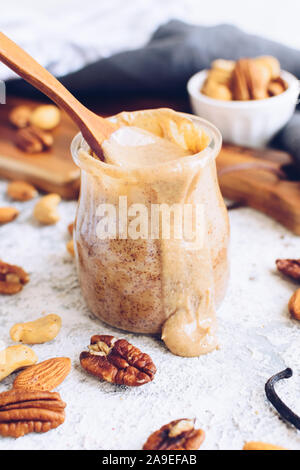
[71,109,229,357]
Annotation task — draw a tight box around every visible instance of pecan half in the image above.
[276,259,300,281]
[0,260,29,295]
[80,335,156,386]
[143,419,205,450]
[0,389,66,438]
[15,126,53,153]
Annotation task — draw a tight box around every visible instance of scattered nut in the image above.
[0,345,38,382]
[243,441,287,451]
[143,419,205,450]
[0,389,65,438]
[0,260,29,295]
[80,334,156,386]
[7,181,37,201]
[29,105,61,130]
[15,126,53,153]
[13,357,71,391]
[9,105,32,129]
[68,222,74,236]
[10,314,62,344]
[0,207,19,224]
[288,289,300,320]
[276,259,300,281]
[33,193,61,225]
[66,240,75,257]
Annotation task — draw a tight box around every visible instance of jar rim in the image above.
[71,112,222,178]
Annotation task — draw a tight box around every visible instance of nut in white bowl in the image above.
[187,69,299,148]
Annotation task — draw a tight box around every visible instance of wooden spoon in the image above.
[0,32,117,159]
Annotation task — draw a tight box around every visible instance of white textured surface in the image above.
[0,178,300,450]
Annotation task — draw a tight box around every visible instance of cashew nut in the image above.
[33,194,61,225]
[10,314,62,345]
[0,345,38,382]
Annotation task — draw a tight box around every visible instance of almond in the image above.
[0,207,19,224]
[288,288,300,321]
[68,222,74,236]
[13,357,71,392]
[66,239,75,257]
[7,181,37,201]
[243,441,287,451]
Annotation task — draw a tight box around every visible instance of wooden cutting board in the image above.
[217,144,300,234]
[0,97,300,234]
[0,97,80,199]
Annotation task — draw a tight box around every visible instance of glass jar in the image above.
[71,110,229,356]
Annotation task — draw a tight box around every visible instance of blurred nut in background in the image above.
[232,59,269,101]
[33,193,61,225]
[201,55,286,101]
[9,105,32,129]
[206,68,232,87]
[202,80,232,101]
[68,222,74,236]
[268,77,287,97]
[66,240,75,257]
[15,126,53,153]
[7,181,37,201]
[29,105,61,130]
[0,207,19,224]
[211,59,236,73]
[255,56,281,80]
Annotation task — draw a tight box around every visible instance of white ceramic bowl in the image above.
[187,69,299,148]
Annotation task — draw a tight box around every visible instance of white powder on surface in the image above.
[0,178,300,450]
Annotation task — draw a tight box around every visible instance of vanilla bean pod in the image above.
[265,368,300,430]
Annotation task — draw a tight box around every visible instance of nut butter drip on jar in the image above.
[72,109,229,357]
[100,109,221,357]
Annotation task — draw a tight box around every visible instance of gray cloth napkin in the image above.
[6,20,300,166]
